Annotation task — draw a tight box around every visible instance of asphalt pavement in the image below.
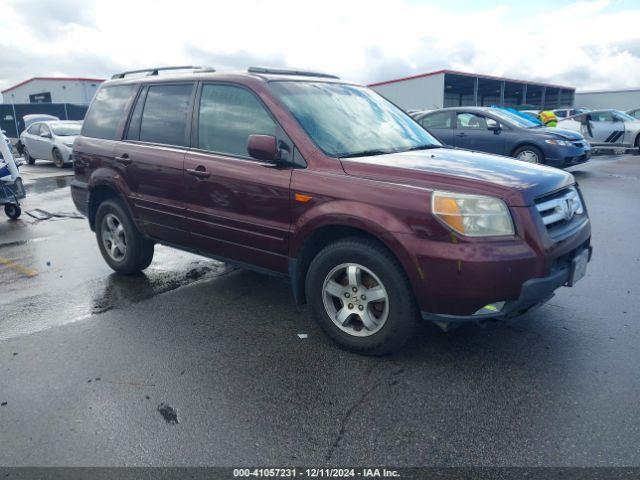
[0,156,639,466]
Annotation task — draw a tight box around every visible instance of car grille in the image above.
[535,186,586,236]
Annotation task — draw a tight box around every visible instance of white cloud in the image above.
[1,0,640,99]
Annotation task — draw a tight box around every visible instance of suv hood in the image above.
[340,148,574,206]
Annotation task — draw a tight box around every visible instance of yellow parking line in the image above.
[0,256,38,278]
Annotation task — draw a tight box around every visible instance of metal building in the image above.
[1,77,104,104]
[574,88,640,111]
[368,70,575,112]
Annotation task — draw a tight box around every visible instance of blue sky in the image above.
[1,0,640,98]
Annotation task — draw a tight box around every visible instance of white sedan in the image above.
[20,121,82,168]
[558,110,640,148]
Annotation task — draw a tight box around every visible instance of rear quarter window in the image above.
[82,85,136,140]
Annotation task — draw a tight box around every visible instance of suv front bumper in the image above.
[420,245,592,324]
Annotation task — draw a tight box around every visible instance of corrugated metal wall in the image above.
[574,90,640,110]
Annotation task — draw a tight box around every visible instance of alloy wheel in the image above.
[517,150,539,163]
[322,263,389,337]
[101,213,127,261]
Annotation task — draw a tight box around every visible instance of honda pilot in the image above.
[71,66,592,355]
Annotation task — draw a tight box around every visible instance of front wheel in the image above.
[52,148,65,168]
[4,204,21,219]
[306,238,418,355]
[24,147,35,165]
[95,199,154,274]
[513,145,543,164]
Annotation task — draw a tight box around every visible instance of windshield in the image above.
[613,110,636,121]
[489,109,540,128]
[268,81,441,158]
[51,123,82,136]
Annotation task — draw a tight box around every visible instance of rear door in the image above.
[183,83,293,273]
[114,82,195,244]
[454,112,505,154]
[419,111,455,146]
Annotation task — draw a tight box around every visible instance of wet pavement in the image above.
[0,156,639,466]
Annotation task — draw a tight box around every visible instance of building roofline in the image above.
[576,87,640,95]
[367,69,574,91]
[1,77,106,94]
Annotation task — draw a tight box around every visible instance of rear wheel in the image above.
[52,148,65,168]
[513,145,543,164]
[306,238,418,355]
[24,146,35,165]
[95,199,154,274]
[4,204,21,219]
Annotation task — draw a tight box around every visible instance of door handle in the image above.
[455,132,466,137]
[186,167,211,179]
[115,154,132,165]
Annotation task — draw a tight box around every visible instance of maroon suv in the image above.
[71,66,592,354]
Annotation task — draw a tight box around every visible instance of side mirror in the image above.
[40,131,51,139]
[488,124,501,134]
[247,134,278,162]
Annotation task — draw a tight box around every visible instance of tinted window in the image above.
[82,85,136,140]
[421,112,451,129]
[198,84,276,157]
[125,88,147,141]
[555,110,567,118]
[139,84,193,146]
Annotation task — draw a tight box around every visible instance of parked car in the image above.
[14,114,61,155]
[553,108,590,119]
[626,107,640,120]
[20,121,82,167]
[558,109,640,148]
[71,66,592,354]
[415,107,590,167]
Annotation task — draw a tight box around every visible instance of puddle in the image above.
[23,175,73,195]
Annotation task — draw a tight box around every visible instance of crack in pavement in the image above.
[324,365,405,462]
[325,380,382,462]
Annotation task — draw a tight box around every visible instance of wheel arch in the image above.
[510,142,545,161]
[289,221,416,305]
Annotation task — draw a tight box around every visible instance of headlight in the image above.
[545,139,572,146]
[63,141,74,147]
[432,191,514,237]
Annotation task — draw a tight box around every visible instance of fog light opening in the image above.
[474,301,506,316]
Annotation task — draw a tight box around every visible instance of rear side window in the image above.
[198,84,276,157]
[139,84,193,146]
[421,112,451,129]
[82,85,136,140]
[27,124,40,134]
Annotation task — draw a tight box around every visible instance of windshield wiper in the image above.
[402,144,441,152]
[338,149,392,159]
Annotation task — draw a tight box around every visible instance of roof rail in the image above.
[111,66,214,79]
[247,66,339,79]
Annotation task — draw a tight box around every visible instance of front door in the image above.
[115,82,196,244]
[31,124,53,159]
[585,111,625,143]
[454,112,505,154]
[184,83,293,273]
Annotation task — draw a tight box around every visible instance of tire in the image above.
[513,145,544,164]
[52,148,65,168]
[305,237,418,355]
[634,134,640,156]
[24,146,35,165]
[4,204,21,219]
[95,198,154,274]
